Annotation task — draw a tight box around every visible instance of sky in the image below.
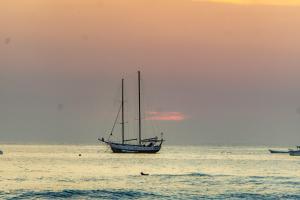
[1,0,300,145]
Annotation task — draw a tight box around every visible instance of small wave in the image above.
[6,178,26,182]
[57,178,75,183]
[247,176,299,185]
[229,175,298,186]
[14,178,26,182]
[152,172,212,178]
[3,190,300,200]
[189,172,212,177]
[248,176,292,180]
[219,193,300,200]
[186,193,300,200]
[80,177,107,182]
[280,181,300,185]
[129,172,213,178]
[4,189,165,200]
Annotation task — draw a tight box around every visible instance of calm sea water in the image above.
[0,145,299,199]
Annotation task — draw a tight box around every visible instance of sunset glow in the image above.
[201,0,300,6]
[146,112,186,121]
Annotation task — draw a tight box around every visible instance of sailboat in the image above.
[268,146,300,155]
[289,146,300,156]
[99,71,164,153]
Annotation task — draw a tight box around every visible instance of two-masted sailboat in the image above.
[99,71,164,153]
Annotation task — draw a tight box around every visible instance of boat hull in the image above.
[109,143,161,153]
[269,149,289,154]
[289,150,300,156]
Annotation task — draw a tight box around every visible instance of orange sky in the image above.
[1,0,300,144]
[2,0,300,92]
[202,0,300,6]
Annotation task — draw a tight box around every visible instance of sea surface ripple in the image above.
[0,145,300,199]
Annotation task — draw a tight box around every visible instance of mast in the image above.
[121,78,125,144]
[138,71,142,145]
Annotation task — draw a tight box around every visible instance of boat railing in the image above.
[124,138,137,142]
[141,137,159,142]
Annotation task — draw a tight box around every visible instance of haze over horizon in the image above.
[1,0,300,145]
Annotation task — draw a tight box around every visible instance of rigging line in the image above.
[110,103,122,135]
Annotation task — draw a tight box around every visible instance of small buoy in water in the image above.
[78,154,81,157]
[141,172,149,176]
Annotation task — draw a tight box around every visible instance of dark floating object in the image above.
[141,172,149,176]
[0,150,3,155]
[99,71,164,153]
[78,154,82,157]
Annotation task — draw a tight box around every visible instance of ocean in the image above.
[0,145,299,199]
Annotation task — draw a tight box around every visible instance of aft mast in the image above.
[121,78,125,144]
[138,71,142,145]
